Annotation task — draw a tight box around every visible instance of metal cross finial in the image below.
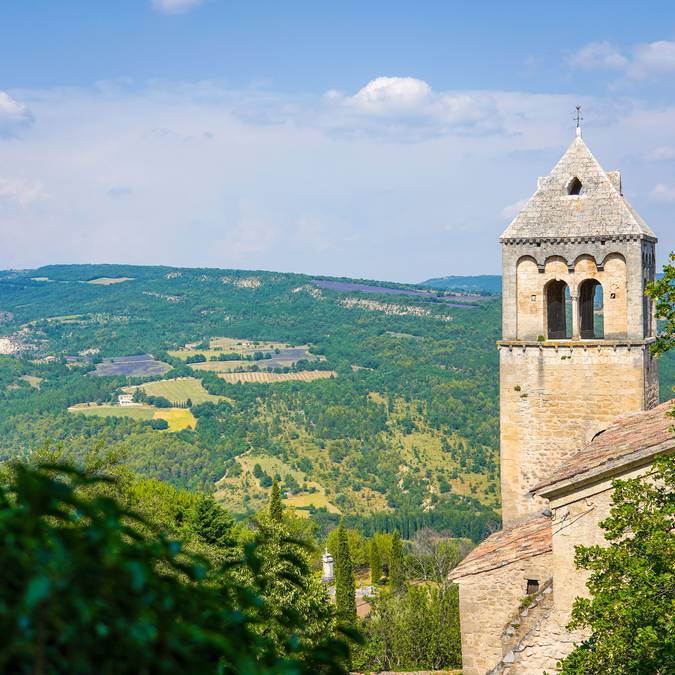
[574,105,583,129]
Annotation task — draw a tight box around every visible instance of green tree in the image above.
[249,496,345,665]
[369,539,383,584]
[326,526,368,570]
[192,493,237,549]
[389,529,404,591]
[353,584,461,672]
[334,523,356,624]
[0,461,352,674]
[559,454,675,674]
[269,478,283,522]
[646,251,675,357]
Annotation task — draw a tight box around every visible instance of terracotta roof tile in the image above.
[533,399,675,494]
[449,516,551,580]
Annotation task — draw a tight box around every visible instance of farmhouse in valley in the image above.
[449,125,674,673]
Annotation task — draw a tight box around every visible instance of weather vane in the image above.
[574,105,583,129]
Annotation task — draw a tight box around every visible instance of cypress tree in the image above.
[193,495,236,549]
[389,529,404,591]
[334,523,356,623]
[369,539,383,584]
[269,479,283,522]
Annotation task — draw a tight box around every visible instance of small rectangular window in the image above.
[531,295,536,302]
[526,579,539,595]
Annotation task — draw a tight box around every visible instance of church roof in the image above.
[500,131,656,242]
[448,515,551,580]
[533,399,675,498]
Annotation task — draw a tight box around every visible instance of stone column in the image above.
[571,295,579,339]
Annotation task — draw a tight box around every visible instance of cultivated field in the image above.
[88,354,172,377]
[69,404,155,421]
[124,377,223,405]
[169,337,315,370]
[217,370,336,384]
[189,360,249,373]
[68,403,196,431]
[156,407,196,431]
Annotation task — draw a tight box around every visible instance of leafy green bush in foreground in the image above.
[0,462,353,674]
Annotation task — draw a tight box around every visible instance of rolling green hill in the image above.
[0,264,670,540]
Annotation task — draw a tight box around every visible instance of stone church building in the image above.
[449,127,674,673]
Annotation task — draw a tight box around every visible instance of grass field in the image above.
[86,277,134,285]
[155,407,196,431]
[217,370,336,384]
[124,377,224,405]
[20,375,43,388]
[69,404,155,421]
[68,403,196,432]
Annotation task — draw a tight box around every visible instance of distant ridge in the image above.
[420,275,501,295]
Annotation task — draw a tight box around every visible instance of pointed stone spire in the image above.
[500,131,655,241]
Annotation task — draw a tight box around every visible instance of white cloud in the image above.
[349,77,432,114]
[0,91,32,136]
[501,199,527,220]
[650,183,675,202]
[568,39,675,81]
[568,41,627,70]
[628,40,675,79]
[151,0,205,14]
[0,178,45,206]
[0,79,674,279]
[322,77,502,139]
[646,146,675,161]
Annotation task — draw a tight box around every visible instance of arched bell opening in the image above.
[579,279,604,339]
[545,280,571,339]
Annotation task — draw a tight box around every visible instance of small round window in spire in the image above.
[567,177,584,196]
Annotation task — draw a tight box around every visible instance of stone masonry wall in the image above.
[515,252,628,340]
[455,553,552,675]
[499,343,658,527]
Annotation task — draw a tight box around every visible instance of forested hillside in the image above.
[0,264,671,540]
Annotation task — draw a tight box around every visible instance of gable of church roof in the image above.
[449,515,551,580]
[500,132,656,241]
[532,399,675,499]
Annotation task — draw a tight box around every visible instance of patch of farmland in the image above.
[217,370,336,384]
[88,354,171,377]
[85,277,134,285]
[285,492,340,514]
[69,404,155,421]
[68,403,196,432]
[124,377,224,405]
[172,337,320,372]
[154,407,196,432]
[189,360,249,373]
[169,336,295,362]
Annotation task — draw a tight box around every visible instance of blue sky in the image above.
[1,1,675,281]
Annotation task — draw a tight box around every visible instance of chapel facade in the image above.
[449,127,673,673]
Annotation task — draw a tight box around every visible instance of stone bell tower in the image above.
[499,127,659,527]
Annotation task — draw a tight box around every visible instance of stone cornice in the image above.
[500,234,657,245]
[497,338,655,350]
